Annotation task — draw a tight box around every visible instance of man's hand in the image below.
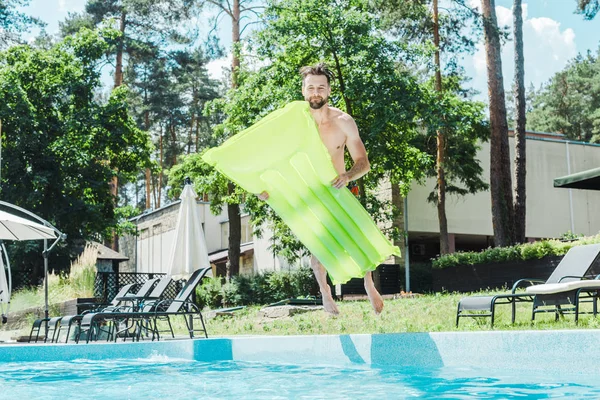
[257,191,270,201]
[331,173,350,189]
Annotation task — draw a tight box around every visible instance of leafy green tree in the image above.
[190,0,432,263]
[198,0,265,279]
[60,0,199,247]
[527,49,600,143]
[124,47,219,210]
[373,0,489,254]
[416,80,490,205]
[0,28,152,258]
[0,0,43,47]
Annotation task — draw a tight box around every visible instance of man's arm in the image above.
[331,116,370,189]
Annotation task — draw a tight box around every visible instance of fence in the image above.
[9,267,43,292]
[94,272,185,303]
[340,264,401,296]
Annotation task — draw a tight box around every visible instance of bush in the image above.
[196,277,223,309]
[199,266,318,308]
[432,234,600,269]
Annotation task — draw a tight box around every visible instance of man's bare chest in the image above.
[317,123,346,155]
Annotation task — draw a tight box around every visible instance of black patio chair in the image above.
[81,267,211,343]
[78,275,174,343]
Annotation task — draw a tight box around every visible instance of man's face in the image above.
[302,74,330,110]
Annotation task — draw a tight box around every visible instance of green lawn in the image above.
[198,291,600,337]
[5,289,600,340]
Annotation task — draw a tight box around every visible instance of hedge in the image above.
[432,233,600,269]
[196,266,318,308]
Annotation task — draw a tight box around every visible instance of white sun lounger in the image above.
[456,243,600,326]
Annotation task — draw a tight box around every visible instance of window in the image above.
[221,216,252,248]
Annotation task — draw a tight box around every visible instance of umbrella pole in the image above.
[43,239,49,336]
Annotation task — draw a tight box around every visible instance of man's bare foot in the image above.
[365,283,384,314]
[322,292,340,315]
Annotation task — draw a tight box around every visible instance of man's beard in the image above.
[307,96,327,109]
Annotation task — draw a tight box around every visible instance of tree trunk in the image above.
[189,111,195,155]
[114,11,126,88]
[391,182,405,265]
[513,0,527,243]
[144,109,151,210]
[108,11,127,251]
[481,0,515,247]
[227,186,241,279]
[158,124,163,208]
[231,0,241,85]
[195,116,200,152]
[433,0,449,255]
[226,0,242,279]
[145,168,152,209]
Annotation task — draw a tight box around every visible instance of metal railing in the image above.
[94,272,184,303]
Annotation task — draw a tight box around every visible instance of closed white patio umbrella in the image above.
[0,248,9,323]
[0,201,63,327]
[166,182,211,280]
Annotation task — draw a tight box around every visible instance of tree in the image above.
[60,0,198,248]
[431,0,450,254]
[374,0,488,254]
[527,50,600,143]
[575,0,599,19]
[0,28,152,273]
[123,47,219,211]
[198,0,431,263]
[200,0,264,279]
[0,0,42,48]
[416,80,490,208]
[512,0,526,243]
[481,0,514,246]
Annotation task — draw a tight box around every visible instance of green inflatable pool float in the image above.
[202,101,400,284]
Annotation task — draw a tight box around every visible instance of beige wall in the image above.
[407,137,600,239]
[133,201,226,274]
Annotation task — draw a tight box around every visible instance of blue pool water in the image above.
[3,331,600,399]
[1,355,599,399]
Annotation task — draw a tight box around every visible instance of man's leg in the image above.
[364,271,384,314]
[311,255,339,315]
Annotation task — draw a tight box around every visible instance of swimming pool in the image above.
[1,330,600,399]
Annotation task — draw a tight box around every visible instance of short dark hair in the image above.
[299,63,334,85]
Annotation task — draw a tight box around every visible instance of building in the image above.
[403,131,600,261]
[118,200,301,275]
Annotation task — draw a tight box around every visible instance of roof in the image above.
[208,243,254,262]
[554,167,600,190]
[89,241,129,261]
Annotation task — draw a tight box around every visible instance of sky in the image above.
[17,0,600,103]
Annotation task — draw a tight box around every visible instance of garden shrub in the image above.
[432,234,600,269]
[199,266,318,308]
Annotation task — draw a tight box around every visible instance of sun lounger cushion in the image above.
[202,101,400,284]
[525,280,600,295]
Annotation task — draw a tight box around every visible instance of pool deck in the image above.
[1,329,599,370]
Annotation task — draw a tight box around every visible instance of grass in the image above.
[6,289,600,340]
[6,255,600,339]
[5,243,97,315]
[158,289,600,338]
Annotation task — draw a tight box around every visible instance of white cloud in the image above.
[207,55,232,81]
[469,3,577,101]
[495,5,512,27]
[58,0,67,12]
